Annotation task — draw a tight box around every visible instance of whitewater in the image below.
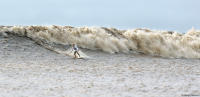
[0,25,200,97]
[0,25,200,58]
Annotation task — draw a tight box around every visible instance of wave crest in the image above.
[1,25,200,58]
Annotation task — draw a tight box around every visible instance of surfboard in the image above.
[68,51,88,59]
[72,56,85,59]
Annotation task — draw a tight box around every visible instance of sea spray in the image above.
[0,25,200,58]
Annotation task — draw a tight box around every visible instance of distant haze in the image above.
[0,0,199,32]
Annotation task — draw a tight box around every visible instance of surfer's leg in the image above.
[77,51,80,57]
[74,51,77,58]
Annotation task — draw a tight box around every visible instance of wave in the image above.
[0,25,200,58]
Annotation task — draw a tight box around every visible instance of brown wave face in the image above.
[0,25,200,58]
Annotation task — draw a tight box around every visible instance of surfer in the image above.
[71,43,81,58]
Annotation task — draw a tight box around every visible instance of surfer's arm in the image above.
[69,48,73,53]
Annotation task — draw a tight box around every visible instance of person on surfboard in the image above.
[71,43,81,58]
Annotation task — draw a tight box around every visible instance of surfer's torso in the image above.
[73,44,79,51]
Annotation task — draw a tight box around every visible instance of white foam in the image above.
[1,25,200,58]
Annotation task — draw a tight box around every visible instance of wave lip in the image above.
[0,25,200,58]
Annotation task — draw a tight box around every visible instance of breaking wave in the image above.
[0,25,200,58]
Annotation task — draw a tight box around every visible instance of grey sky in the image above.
[0,0,199,32]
